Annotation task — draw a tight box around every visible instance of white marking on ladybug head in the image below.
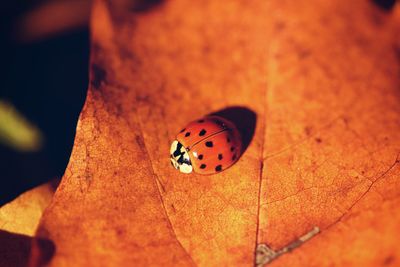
[170,140,193,174]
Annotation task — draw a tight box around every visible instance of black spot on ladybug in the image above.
[232,154,237,161]
[227,137,231,143]
[230,146,235,152]
[200,164,207,169]
[205,141,213,147]
[218,154,223,160]
[198,154,204,160]
[198,119,205,123]
[199,129,207,136]
[180,128,186,133]
[185,132,191,137]
[215,165,222,172]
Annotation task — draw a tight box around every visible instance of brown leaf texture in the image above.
[33,0,400,266]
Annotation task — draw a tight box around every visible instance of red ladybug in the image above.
[170,116,242,174]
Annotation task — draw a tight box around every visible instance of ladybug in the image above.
[170,116,242,174]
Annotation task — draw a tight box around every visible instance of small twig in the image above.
[255,227,320,266]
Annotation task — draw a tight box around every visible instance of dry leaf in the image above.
[0,180,58,267]
[32,0,400,266]
[0,179,58,236]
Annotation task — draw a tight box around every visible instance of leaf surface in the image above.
[34,0,400,266]
[0,180,58,236]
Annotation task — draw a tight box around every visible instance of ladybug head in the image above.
[170,140,193,174]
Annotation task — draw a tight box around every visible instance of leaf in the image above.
[0,179,58,236]
[0,180,58,267]
[33,0,400,266]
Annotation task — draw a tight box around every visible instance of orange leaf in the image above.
[33,0,400,266]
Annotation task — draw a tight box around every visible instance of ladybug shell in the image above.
[176,116,242,174]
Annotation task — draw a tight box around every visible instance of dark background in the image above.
[0,1,89,205]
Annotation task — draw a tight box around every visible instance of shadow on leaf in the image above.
[0,230,55,267]
[211,106,257,156]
